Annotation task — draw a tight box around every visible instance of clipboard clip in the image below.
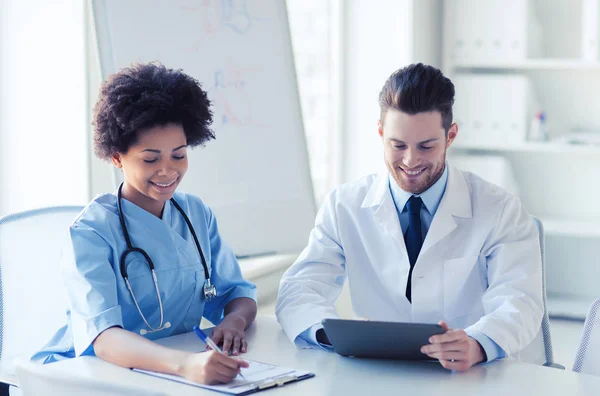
[257,375,298,390]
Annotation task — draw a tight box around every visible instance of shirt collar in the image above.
[389,164,449,215]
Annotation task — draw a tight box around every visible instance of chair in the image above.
[15,359,167,396]
[0,206,83,387]
[572,297,600,375]
[515,217,564,368]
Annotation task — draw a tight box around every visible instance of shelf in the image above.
[239,253,295,280]
[540,218,600,238]
[547,294,595,320]
[452,59,600,71]
[451,141,600,155]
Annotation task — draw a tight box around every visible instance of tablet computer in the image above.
[321,318,445,360]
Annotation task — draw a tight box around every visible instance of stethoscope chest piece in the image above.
[204,279,217,302]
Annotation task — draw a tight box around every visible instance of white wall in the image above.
[340,0,443,183]
[0,0,89,216]
[85,1,116,199]
[413,0,443,68]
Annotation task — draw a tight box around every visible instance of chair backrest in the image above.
[15,359,167,396]
[0,206,83,376]
[514,217,558,367]
[572,297,600,375]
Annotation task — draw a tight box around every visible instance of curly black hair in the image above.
[93,62,215,159]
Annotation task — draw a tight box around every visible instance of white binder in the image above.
[453,74,537,146]
[451,0,541,62]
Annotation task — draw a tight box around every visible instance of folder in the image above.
[451,0,541,62]
[133,359,315,395]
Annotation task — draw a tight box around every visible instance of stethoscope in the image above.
[117,183,217,335]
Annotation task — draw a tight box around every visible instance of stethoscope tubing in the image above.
[116,183,210,280]
[116,183,216,333]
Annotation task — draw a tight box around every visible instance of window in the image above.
[0,0,88,217]
[286,0,340,205]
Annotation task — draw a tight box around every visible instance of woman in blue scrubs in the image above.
[32,62,257,384]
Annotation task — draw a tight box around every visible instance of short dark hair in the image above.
[378,63,455,132]
[93,62,215,159]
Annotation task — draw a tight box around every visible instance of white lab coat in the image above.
[276,165,543,357]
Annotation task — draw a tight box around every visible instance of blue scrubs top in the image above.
[32,191,257,363]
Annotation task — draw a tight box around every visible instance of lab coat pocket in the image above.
[443,255,484,325]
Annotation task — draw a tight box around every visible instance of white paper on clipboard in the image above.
[133,359,314,395]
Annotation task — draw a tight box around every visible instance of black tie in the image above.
[404,196,423,302]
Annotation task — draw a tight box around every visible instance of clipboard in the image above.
[133,359,315,395]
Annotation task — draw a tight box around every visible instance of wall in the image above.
[413,0,443,68]
[85,1,115,199]
[340,0,443,184]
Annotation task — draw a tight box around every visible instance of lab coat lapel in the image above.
[361,172,412,314]
[420,165,472,256]
[362,172,408,258]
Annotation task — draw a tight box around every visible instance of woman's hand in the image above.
[179,350,249,385]
[210,314,248,355]
[92,327,249,384]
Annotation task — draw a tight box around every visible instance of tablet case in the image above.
[321,318,445,360]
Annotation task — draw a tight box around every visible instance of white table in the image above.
[38,316,600,395]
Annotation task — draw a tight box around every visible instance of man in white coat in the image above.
[276,63,543,371]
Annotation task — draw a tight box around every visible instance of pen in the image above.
[193,325,246,380]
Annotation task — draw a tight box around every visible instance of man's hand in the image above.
[420,321,485,371]
[210,314,248,356]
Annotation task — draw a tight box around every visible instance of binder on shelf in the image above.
[451,0,541,62]
[582,0,599,61]
[453,74,537,146]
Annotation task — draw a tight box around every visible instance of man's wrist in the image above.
[316,328,331,345]
[471,338,487,364]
